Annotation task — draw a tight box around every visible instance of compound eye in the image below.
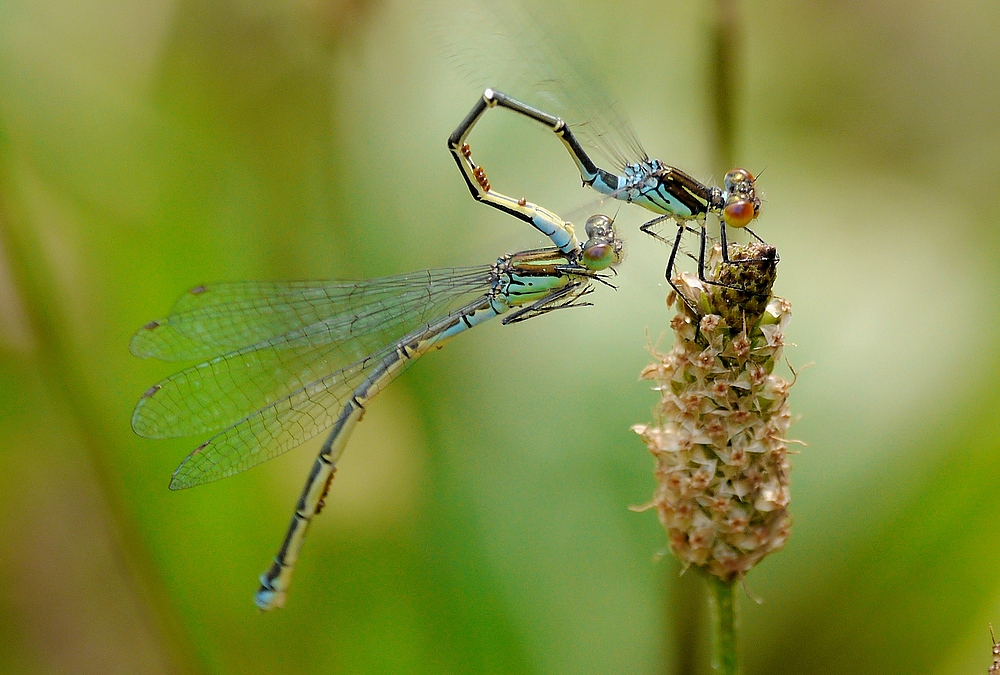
[725,168,753,188]
[582,242,615,270]
[723,199,756,228]
[584,214,613,238]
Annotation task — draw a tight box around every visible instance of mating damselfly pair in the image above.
[132,21,770,610]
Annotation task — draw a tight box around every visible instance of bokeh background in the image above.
[2,0,999,673]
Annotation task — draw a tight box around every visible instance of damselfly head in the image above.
[722,168,762,229]
[582,214,624,271]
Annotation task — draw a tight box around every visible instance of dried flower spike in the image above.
[633,242,794,581]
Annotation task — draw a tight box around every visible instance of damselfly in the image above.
[450,90,764,304]
[438,1,768,301]
[131,210,622,610]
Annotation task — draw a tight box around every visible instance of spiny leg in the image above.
[502,281,592,325]
[697,221,752,292]
[640,215,700,313]
[715,223,780,273]
[640,215,701,263]
[696,221,772,296]
[722,223,773,260]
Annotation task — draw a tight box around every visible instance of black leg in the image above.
[641,216,707,313]
[639,214,677,247]
[696,221,769,295]
[745,226,765,244]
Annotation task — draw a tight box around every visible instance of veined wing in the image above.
[132,267,494,439]
[131,267,491,362]
[166,341,386,489]
[165,292,493,489]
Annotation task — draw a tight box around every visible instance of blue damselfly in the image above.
[132,207,622,610]
[440,1,769,302]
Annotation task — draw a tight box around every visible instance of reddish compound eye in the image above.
[723,200,756,228]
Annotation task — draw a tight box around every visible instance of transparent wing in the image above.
[166,342,389,489]
[435,0,647,171]
[165,289,498,490]
[131,268,491,362]
[132,266,493,440]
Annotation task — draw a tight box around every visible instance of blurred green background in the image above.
[2,0,1000,673]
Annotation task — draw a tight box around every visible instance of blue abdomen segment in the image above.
[530,210,575,255]
[633,186,696,218]
[436,299,507,342]
[590,168,697,218]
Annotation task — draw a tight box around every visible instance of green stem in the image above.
[708,575,739,674]
[708,2,743,668]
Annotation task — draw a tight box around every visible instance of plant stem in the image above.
[709,3,743,667]
[708,575,738,674]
